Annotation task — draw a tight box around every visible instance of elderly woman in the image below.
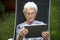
[16,2,49,40]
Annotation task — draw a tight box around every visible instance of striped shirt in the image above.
[16,20,45,40]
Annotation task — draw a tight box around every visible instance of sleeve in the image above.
[16,24,23,40]
[36,21,45,25]
[16,25,20,40]
[16,24,25,40]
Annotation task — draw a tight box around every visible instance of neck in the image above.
[25,20,35,24]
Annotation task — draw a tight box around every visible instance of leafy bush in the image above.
[50,0,60,40]
[0,12,15,40]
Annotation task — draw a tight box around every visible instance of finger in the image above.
[42,32,49,38]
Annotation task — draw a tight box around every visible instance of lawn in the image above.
[0,0,60,40]
[0,12,15,40]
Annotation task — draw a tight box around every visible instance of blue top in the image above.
[16,20,45,40]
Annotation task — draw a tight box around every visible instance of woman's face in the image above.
[24,8,37,23]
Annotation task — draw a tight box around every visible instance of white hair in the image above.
[23,2,38,13]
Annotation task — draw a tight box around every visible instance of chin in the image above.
[29,20,34,23]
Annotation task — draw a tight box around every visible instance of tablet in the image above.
[25,24,48,38]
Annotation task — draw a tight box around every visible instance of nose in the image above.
[29,14,32,17]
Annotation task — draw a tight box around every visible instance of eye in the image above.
[27,13,30,15]
[32,13,34,14]
[32,12,35,15]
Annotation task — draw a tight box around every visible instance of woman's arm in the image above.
[18,35,23,40]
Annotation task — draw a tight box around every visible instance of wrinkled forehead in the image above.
[26,7,35,11]
[24,7,36,14]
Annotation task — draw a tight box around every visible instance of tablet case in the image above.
[25,24,48,38]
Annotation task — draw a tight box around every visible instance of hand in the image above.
[19,28,28,37]
[41,31,49,40]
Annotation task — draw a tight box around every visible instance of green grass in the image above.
[0,0,60,40]
[50,0,60,40]
[0,12,15,40]
[50,7,60,40]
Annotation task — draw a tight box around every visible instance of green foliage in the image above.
[0,1,5,12]
[0,0,60,40]
[0,12,15,40]
[50,0,60,40]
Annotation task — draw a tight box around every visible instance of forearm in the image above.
[43,38,48,40]
[18,35,23,40]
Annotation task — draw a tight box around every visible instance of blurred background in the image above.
[0,0,60,40]
[0,0,15,40]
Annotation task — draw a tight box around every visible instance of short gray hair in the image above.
[23,2,38,13]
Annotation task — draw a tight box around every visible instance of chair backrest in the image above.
[14,0,50,40]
